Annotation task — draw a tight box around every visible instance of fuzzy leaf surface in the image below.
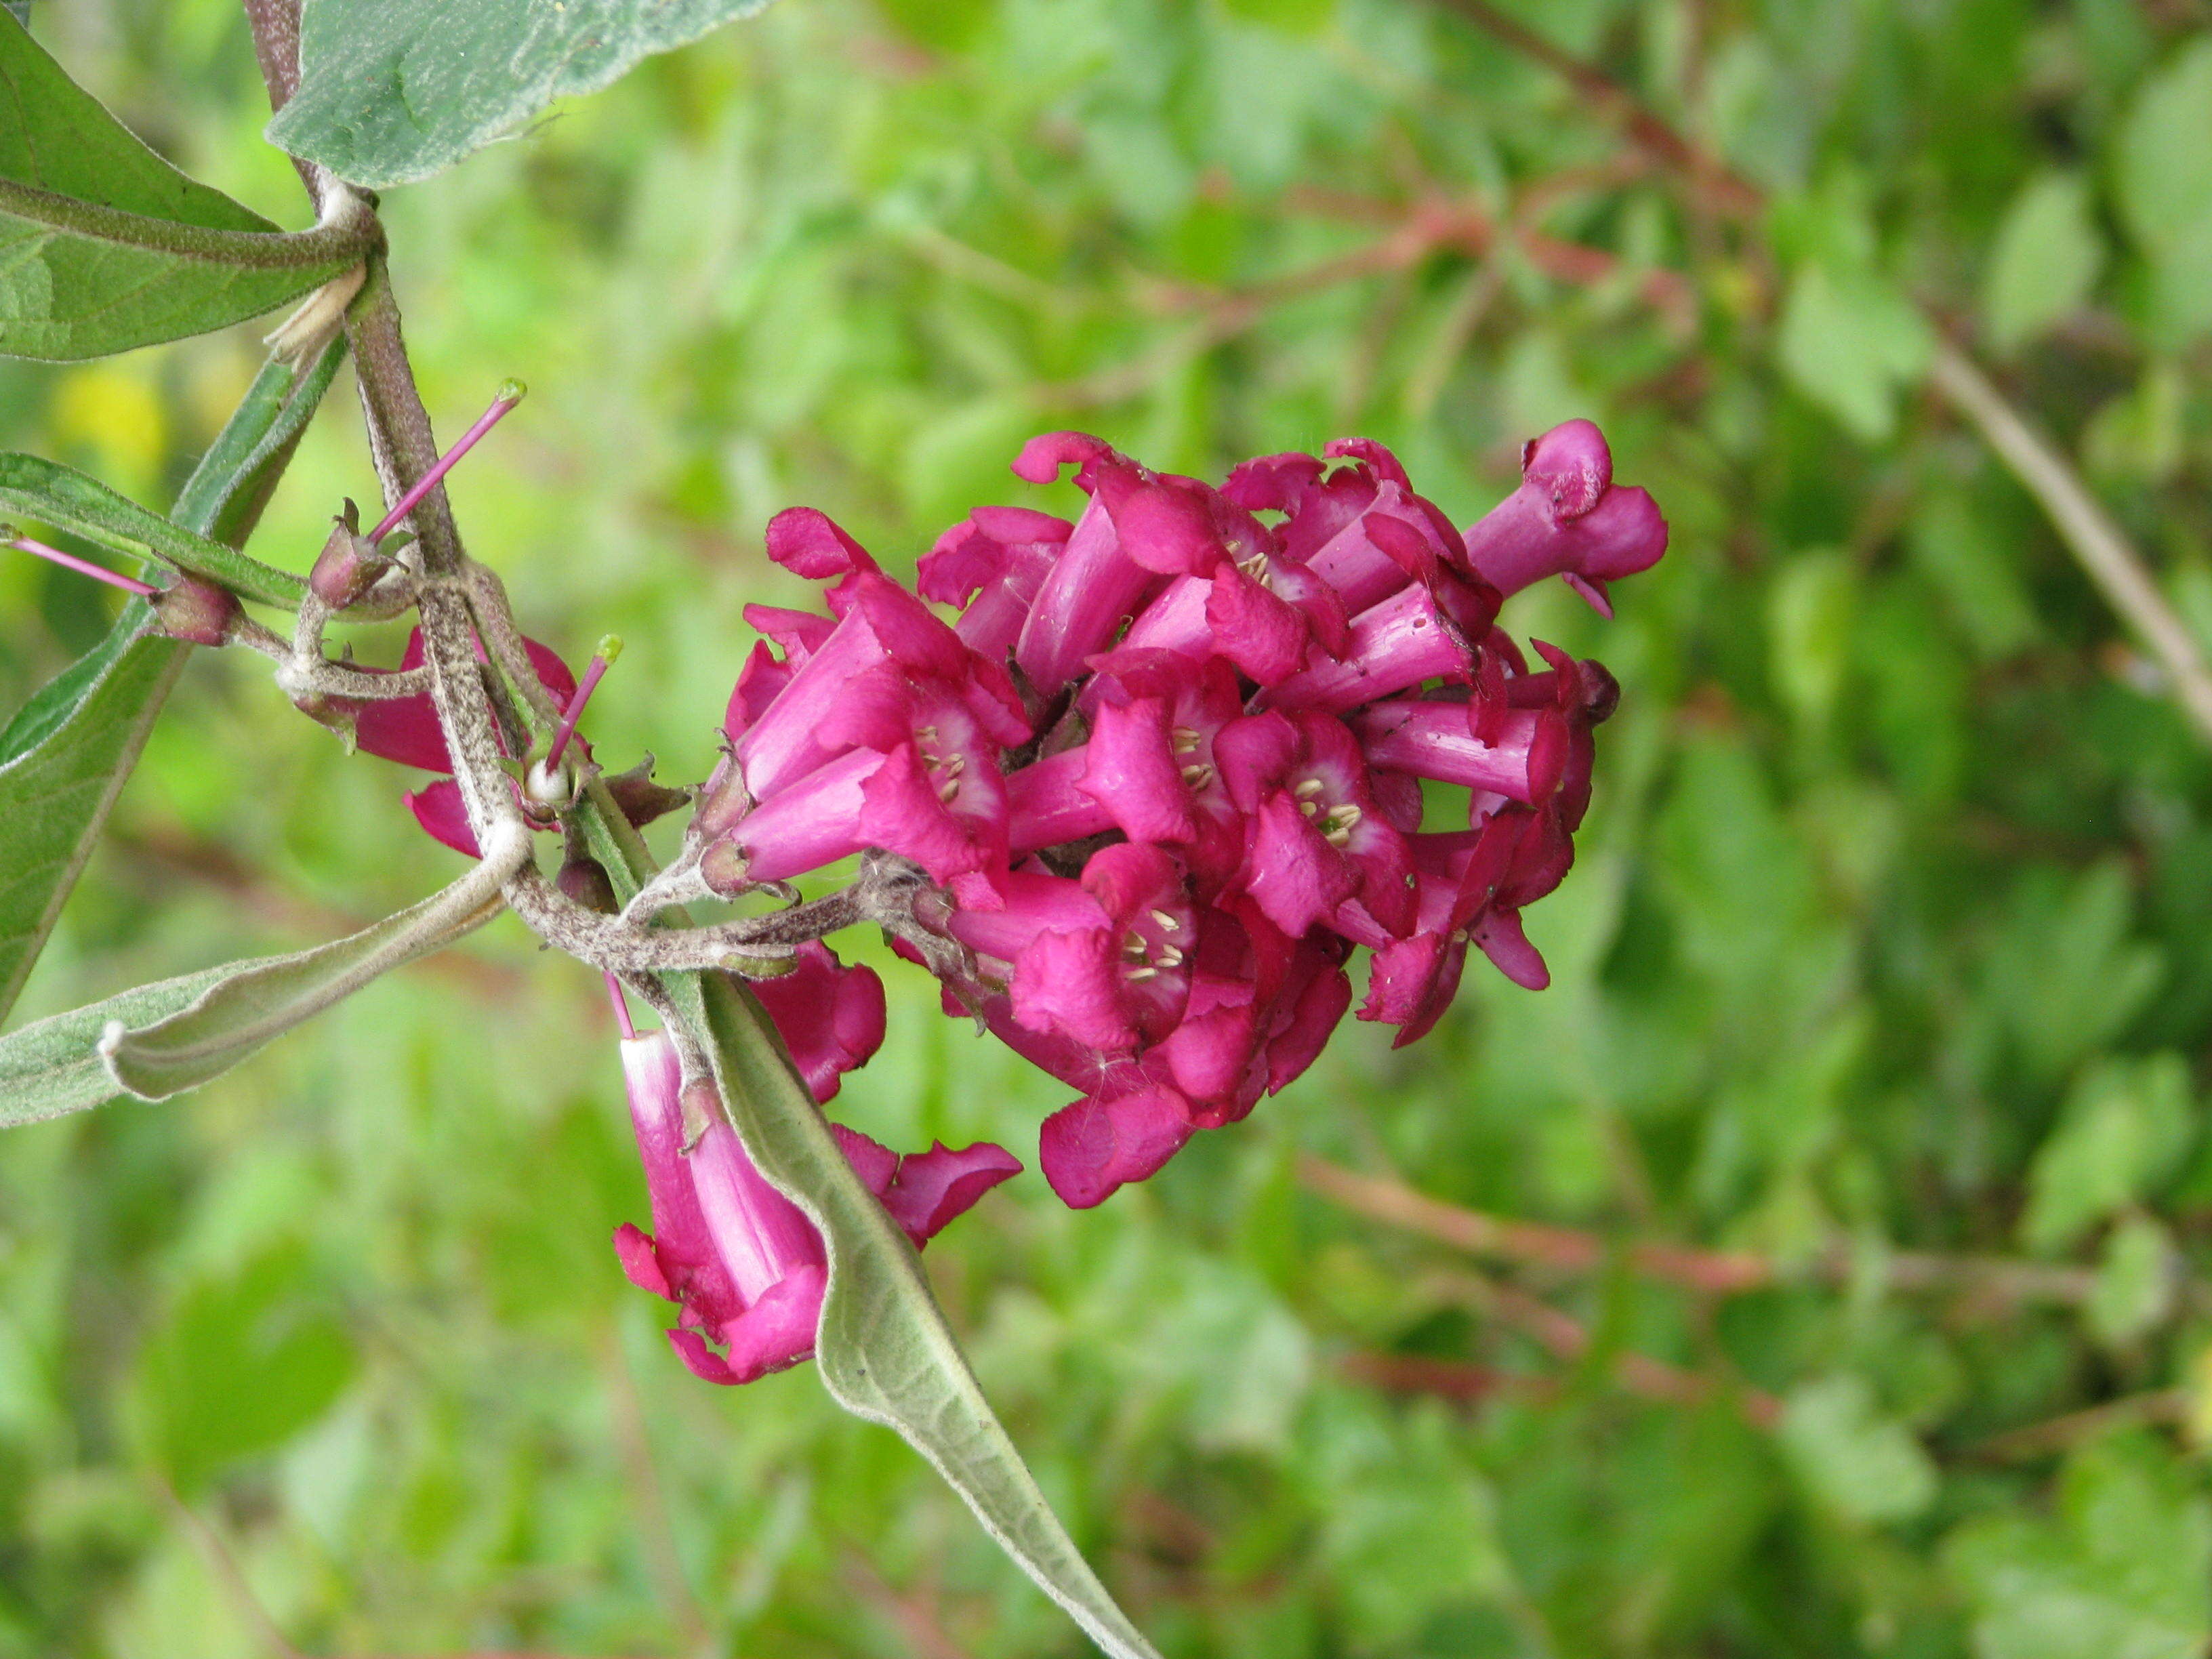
[99,871,512,1103]
[0,960,235,1124]
[0,14,363,359]
[266,0,775,188]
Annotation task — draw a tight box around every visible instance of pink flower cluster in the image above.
[695,422,1664,1208]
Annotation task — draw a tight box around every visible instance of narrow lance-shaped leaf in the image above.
[0,335,342,1021]
[0,962,241,1126]
[0,12,371,361]
[268,0,775,189]
[562,782,1161,1659]
[0,451,308,607]
[99,835,526,1103]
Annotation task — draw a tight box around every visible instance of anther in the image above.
[1170,726,1202,755]
[366,379,527,544]
[1180,763,1214,789]
[1294,778,1326,798]
[1126,966,1159,981]
[1149,909,1180,930]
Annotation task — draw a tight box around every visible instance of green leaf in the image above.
[0,958,237,1126]
[98,863,515,1103]
[2114,38,2212,345]
[2087,1214,2175,1348]
[133,1240,356,1496]
[685,972,1164,1659]
[171,329,348,551]
[0,338,342,1020]
[1776,260,1931,443]
[0,14,369,361]
[2022,1055,2193,1255]
[1778,1374,1940,1525]
[1982,172,2104,355]
[1946,1433,2212,1659]
[1985,862,2165,1086]
[1767,548,1857,731]
[0,451,306,606]
[0,616,187,1020]
[266,0,777,190]
[560,783,1160,1659]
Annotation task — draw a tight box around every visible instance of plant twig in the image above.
[1960,1388,2191,1463]
[1298,1153,2108,1312]
[1927,343,2212,741]
[152,1476,306,1659]
[1424,0,2212,747]
[1427,0,1764,219]
[1421,1264,1783,1427]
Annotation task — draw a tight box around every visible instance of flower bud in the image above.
[152,577,238,647]
[556,853,619,914]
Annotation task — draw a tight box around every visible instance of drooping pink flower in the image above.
[612,1029,1019,1385]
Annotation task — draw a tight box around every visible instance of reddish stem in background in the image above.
[366,380,526,544]
[5,532,159,598]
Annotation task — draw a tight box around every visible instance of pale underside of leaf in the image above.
[0,958,236,1125]
[268,0,775,188]
[98,844,523,1103]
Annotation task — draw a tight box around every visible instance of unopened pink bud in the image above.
[310,501,395,609]
[152,578,238,647]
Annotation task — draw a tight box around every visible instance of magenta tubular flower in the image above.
[699,531,1030,886]
[1263,562,1500,715]
[1005,651,1247,880]
[947,844,1196,1055]
[1008,434,1168,697]
[613,1029,1019,1385]
[1215,709,1417,942]
[921,505,1073,663]
[1349,699,1570,805]
[703,422,1664,1206]
[1460,419,1668,617]
[749,942,888,1103]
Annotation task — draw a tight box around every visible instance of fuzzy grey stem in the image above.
[463,562,566,727]
[417,584,529,848]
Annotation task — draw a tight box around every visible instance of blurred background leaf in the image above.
[4,0,2212,1654]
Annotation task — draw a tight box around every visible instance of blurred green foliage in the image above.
[5,0,2212,1653]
